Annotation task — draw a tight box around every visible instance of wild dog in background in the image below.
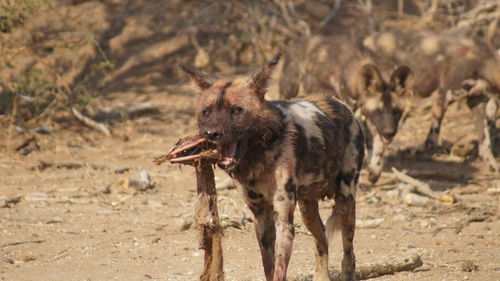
[363,30,500,172]
[183,53,365,281]
[280,36,413,183]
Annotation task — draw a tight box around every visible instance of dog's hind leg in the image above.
[248,199,276,281]
[424,89,447,149]
[467,96,499,172]
[336,191,356,281]
[298,199,330,281]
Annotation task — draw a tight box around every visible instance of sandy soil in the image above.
[1,85,499,281]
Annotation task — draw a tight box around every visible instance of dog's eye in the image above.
[202,108,210,117]
[231,106,243,115]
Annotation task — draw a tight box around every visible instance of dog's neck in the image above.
[226,102,286,182]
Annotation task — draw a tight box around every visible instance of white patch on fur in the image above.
[286,101,326,146]
[420,36,439,55]
[296,172,324,187]
[340,181,353,197]
[364,97,382,112]
[377,33,396,54]
[317,47,328,61]
[363,36,376,51]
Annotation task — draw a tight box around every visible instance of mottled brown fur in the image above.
[363,30,499,172]
[183,54,365,281]
[280,36,413,183]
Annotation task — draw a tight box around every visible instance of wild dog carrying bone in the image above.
[179,53,365,281]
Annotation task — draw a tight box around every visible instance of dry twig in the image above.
[1,240,44,248]
[71,107,111,136]
[295,254,423,280]
[391,167,439,199]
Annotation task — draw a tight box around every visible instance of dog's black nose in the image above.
[383,132,396,139]
[204,130,222,141]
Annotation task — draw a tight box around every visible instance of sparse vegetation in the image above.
[0,0,41,32]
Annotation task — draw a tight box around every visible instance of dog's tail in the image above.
[325,204,342,244]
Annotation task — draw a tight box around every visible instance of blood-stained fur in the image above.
[363,30,499,172]
[280,36,413,183]
[183,53,365,281]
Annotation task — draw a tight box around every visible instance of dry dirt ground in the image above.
[1,84,499,281]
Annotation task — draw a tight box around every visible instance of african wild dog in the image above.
[182,53,365,281]
[363,30,500,172]
[280,36,413,183]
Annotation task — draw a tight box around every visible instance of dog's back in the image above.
[280,35,413,183]
[272,96,364,199]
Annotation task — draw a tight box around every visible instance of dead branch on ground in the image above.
[1,240,45,248]
[354,254,423,279]
[294,254,423,280]
[391,167,455,205]
[71,107,111,136]
[35,160,127,173]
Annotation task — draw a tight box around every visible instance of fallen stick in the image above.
[293,254,423,281]
[35,160,128,174]
[391,167,439,199]
[71,107,111,136]
[353,254,423,279]
[391,167,455,205]
[154,135,224,281]
[1,240,45,248]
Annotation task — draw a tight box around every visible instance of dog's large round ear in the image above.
[248,52,281,99]
[356,63,383,97]
[390,65,413,95]
[181,65,212,90]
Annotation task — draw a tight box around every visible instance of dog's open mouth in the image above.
[218,142,242,169]
[380,135,393,144]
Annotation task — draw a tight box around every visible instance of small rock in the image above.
[406,243,416,249]
[392,214,409,222]
[96,184,111,194]
[179,219,192,231]
[357,218,385,228]
[22,255,36,262]
[24,192,49,202]
[486,187,500,195]
[459,260,479,272]
[0,196,22,208]
[97,209,118,215]
[402,193,430,206]
[440,194,455,205]
[147,200,163,208]
[46,216,64,224]
[420,220,432,228]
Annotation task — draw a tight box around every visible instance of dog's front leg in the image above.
[272,177,297,281]
[366,122,386,184]
[248,199,276,281]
